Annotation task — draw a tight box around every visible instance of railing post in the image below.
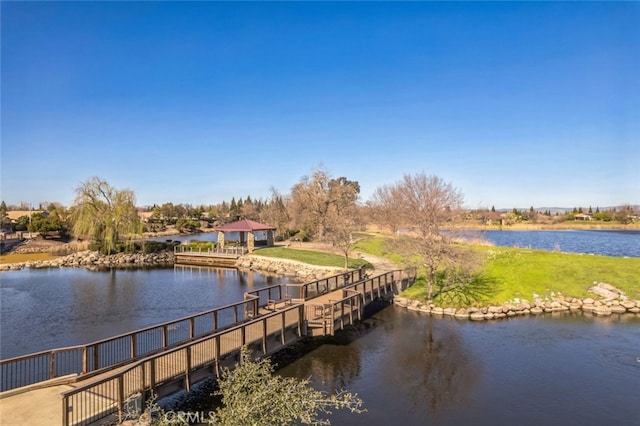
[162,326,168,348]
[49,351,55,379]
[214,335,221,377]
[131,334,137,359]
[82,347,88,374]
[150,358,157,390]
[280,311,286,345]
[62,394,69,426]
[189,317,195,339]
[262,319,268,355]
[117,375,125,423]
[93,344,99,371]
[213,311,218,331]
[299,305,306,336]
[185,348,191,392]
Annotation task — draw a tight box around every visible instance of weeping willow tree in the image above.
[72,177,142,254]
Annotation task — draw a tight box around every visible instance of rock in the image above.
[443,308,457,316]
[592,305,612,316]
[454,308,470,319]
[469,312,486,321]
[610,305,627,314]
[588,282,625,300]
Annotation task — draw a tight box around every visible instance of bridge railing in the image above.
[0,298,260,392]
[285,266,367,301]
[245,284,289,311]
[304,270,401,336]
[61,304,305,426]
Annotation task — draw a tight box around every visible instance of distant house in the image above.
[574,214,592,221]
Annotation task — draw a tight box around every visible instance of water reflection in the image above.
[0,267,296,359]
[391,314,480,420]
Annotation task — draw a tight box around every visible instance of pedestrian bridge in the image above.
[0,267,415,426]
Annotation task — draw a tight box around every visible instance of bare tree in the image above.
[324,177,363,269]
[366,185,403,234]
[260,187,291,241]
[288,168,360,240]
[369,173,484,301]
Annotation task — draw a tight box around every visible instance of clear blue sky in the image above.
[1,1,638,210]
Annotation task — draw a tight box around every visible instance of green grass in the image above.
[349,235,640,305]
[479,246,640,303]
[252,247,371,269]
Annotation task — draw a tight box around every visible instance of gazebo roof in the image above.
[212,219,276,232]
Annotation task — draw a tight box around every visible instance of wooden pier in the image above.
[173,246,248,267]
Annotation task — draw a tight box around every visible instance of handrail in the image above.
[0,298,259,392]
[285,266,367,301]
[61,304,305,426]
[174,245,248,257]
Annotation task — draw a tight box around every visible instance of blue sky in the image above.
[1,1,638,210]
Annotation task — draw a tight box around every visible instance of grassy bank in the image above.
[253,247,371,270]
[353,235,640,305]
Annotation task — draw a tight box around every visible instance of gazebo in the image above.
[212,219,276,253]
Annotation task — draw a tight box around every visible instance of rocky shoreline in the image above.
[0,250,342,280]
[0,250,175,271]
[394,293,640,319]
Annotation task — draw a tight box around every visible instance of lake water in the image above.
[470,229,640,257]
[279,307,640,425]
[0,266,295,359]
[158,229,640,257]
[1,229,639,423]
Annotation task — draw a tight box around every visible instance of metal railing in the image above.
[0,299,259,392]
[61,304,305,426]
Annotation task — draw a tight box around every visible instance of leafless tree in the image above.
[289,168,360,239]
[369,173,485,301]
[260,187,291,241]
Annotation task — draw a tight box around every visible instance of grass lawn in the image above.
[479,246,640,303]
[353,235,640,305]
[252,247,371,270]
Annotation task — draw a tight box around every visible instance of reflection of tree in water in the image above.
[278,340,363,393]
[385,313,482,420]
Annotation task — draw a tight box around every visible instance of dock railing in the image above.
[61,304,305,426]
[0,299,259,392]
[174,245,248,258]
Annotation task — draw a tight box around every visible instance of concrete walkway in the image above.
[0,385,71,426]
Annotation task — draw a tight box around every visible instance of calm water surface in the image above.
[280,307,640,425]
[477,229,640,257]
[0,266,294,359]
